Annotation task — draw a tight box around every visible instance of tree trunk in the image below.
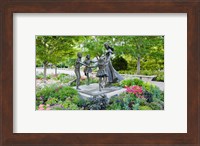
[55,66,57,75]
[43,63,47,83]
[137,56,140,75]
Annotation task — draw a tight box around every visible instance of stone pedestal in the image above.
[75,83,126,98]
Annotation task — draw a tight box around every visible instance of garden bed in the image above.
[36,76,164,110]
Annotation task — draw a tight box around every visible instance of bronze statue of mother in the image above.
[104,43,123,86]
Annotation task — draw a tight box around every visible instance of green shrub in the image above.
[36,84,59,101]
[132,78,144,86]
[46,74,51,79]
[55,86,79,101]
[148,102,163,110]
[46,97,58,105]
[120,78,144,87]
[52,107,64,110]
[140,70,164,82]
[155,71,164,81]
[142,82,155,92]
[143,90,153,103]
[139,106,152,110]
[107,96,124,110]
[120,79,133,87]
[112,56,128,71]
[36,73,44,79]
[36,73,51,80]
[119,70,135,74]
[119,70,164,82]
[62,99,79,110]
[151,86,162,99]
[83,95,109,110]
[56,73,75,83]
[107,93,137,110]
[36,84,80,106]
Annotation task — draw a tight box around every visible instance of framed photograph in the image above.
[0,0,199,145]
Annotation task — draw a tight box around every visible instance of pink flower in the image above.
[38,107,44,110]
[126,85,143,98]
[39,104,44,108]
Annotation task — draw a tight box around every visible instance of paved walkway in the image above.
[36,68,164,91]
[36,68,81,76]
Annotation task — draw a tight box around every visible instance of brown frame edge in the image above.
[0,0,200,146]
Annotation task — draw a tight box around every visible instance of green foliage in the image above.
[133,78,144,86]
[140,70,164,82]
[107,93,152,110]
[120,79,133,87]
[112,56,128,71]
[139,106,152,110]
[55,86,78,101]
[107,93,136,110]
[36,84,79,107]
[142,82,155,92]
[36,36,164,81]
[36,36,78,66]
[148,102,163,110]
[155,71,164,81]
[106,95,125,110]
[120,78,144,87]
[36,73,51,79]
[46,97,58,105]
[57,73,68,80]
[142,82,164,101]
[36,73,44,79]
[70,77,99,87]
[56,73,75,83]
[143,90,153,103]
[118,70,135,74]
[118,70,164,82]
[62,99,79,110]
[51,107,64,110]
[83,95,109,110]
[36,84,58,101]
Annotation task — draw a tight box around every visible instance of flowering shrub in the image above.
[126,85,143,98]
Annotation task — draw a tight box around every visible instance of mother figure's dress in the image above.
[104,45,124,83]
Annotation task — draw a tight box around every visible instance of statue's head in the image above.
[77,52,82,58]
[86,54,90,59]
[104,42,109,48]
[104,42,114,51]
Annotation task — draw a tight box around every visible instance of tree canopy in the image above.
[36,35,164,77]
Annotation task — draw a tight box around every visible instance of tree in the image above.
[36,36,164,80]
[81,36,164,74]
[113,36,164,74]
[36,36,78,80]
[81,36,115,59]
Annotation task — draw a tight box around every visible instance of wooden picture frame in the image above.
[0,0,199,145]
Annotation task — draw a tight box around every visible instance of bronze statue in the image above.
[74,52,86,90]
[104,43,123,86]
[83,54,94,85]
[96,56,108,91]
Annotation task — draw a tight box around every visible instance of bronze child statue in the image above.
[74,52,87,90]
[83,54,95,85]
[96,56,108,91]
